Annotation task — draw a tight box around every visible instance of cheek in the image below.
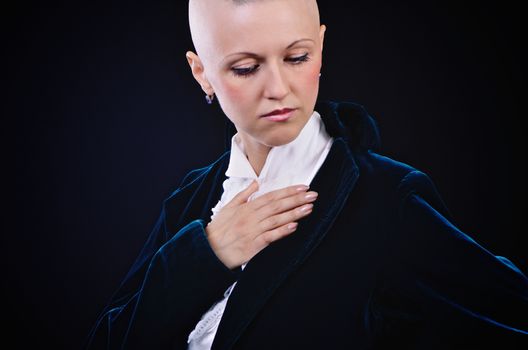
[221,73,255,99]
[220,80,254,111]
[223,81,245,100]
[216,78,256,127]
[301,63,321,94]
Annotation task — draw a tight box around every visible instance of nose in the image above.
[263,64,289,100]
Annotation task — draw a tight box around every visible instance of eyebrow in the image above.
[223,38,315,61]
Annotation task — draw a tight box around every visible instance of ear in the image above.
[185,51,214,95]
[319,24,326,52]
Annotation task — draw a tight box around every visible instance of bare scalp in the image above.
[188,0,321,61]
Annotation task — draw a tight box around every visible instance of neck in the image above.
[239,134,271,177]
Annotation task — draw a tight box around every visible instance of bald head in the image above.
[185,0,326,155]
[188,0,321,65]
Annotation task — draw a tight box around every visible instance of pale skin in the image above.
[186,0,325,269]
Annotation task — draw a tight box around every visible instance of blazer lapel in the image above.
[211,136,360,350]
[168,100,376,349]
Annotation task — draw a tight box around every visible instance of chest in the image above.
[226,198,392,349]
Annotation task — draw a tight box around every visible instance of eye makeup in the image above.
[230,53,311,78]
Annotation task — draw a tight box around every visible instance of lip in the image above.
[260,108,297,122]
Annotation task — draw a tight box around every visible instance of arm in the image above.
[369,170,528,349]
[86,216,241,349]
[86,168,317,349]
[85,168,242,349]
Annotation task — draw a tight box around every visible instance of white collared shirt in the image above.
[187,110,333,350]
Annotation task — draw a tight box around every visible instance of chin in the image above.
[264,127,302,147]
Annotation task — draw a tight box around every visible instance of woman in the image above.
[86,0,527,349]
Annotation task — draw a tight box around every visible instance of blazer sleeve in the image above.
[85,174,241,349]
[369,170,528,349]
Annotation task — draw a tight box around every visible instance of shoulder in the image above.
[352,150,452,220]
[166,151,231,200]
[157,150,231,235]
[355,150,416,180]
[353,150,422,193]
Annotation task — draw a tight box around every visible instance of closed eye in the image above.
[286,53,310,64]
[231,53,311,78]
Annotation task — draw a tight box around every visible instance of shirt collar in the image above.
[225,110,331,182]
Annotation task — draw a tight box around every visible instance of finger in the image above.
[255,222,298,246]
[258,203,313,232]
[251,184,309,210]
[224,180,259,208]
[255,190,318,222]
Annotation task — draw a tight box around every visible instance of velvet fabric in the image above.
[86,101,527,349]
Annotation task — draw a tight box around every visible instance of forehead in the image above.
[193,0,319,58]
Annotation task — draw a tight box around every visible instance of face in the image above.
[187,0,326,152]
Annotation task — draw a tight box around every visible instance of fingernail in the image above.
[287,223,298,230]
[299,203,313,212]
[296,185,309,192]
[304,192,318,200]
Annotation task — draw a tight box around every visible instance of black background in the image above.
[5,0,526,348]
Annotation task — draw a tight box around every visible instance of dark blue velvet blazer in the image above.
[86,101,528,349]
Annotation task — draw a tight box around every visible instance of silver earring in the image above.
[319,73,322,78]
[205,93,215,104]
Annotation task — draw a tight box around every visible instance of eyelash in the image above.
[231,53,310,78]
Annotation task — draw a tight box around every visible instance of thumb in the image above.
[226,180,259,207]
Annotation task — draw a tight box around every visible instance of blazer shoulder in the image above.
[356,150,419,185]
[161,151,230,234]
[354,150,452,219]
[166,151,231,202]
